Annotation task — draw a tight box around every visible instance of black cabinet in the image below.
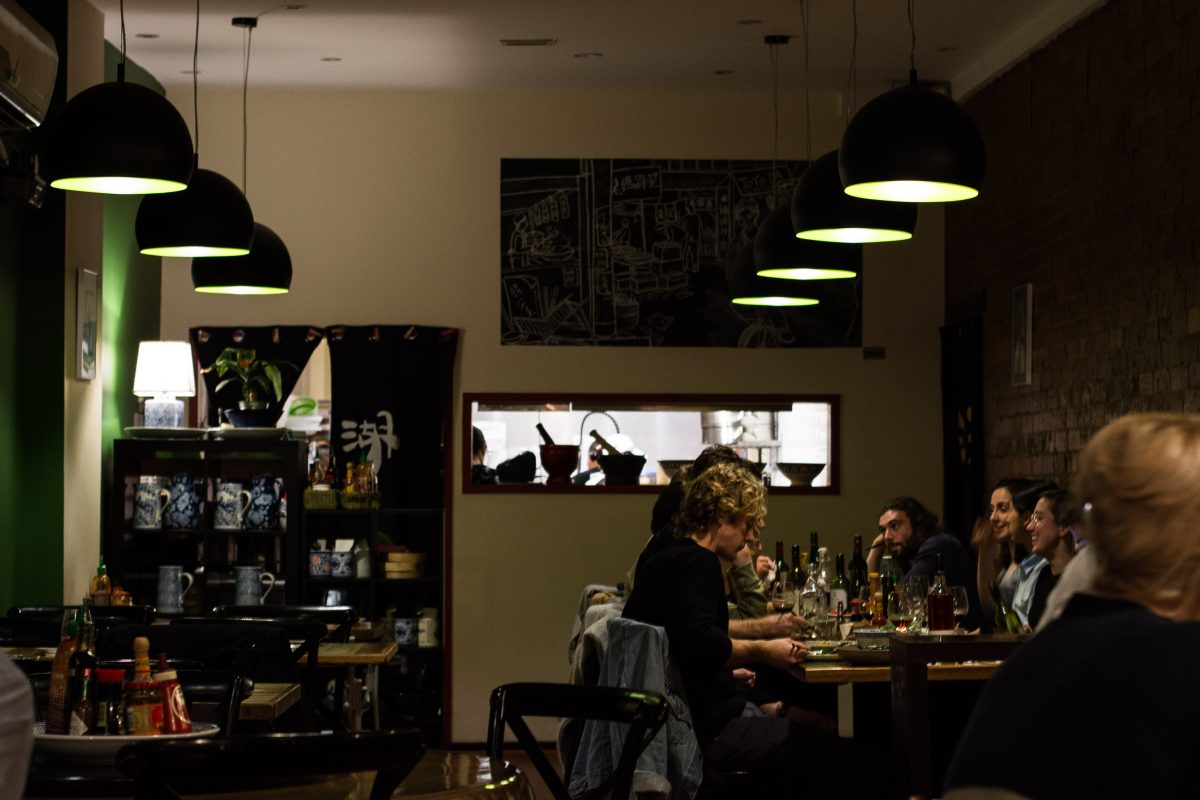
[106,438,307,612]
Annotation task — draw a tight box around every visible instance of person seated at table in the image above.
[572,442,604,485]
[631,445,799,639]
[944,413,1200,799]
[867,495,983,630]
[470,426,499,484]
[973,478,1055,629]
[1023,488,1078,629]
[622,461,878,796]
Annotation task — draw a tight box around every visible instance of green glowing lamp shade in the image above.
[42,81,194,195]
[192,223,292,295]
[752,206,861,281]
[726,238,818,306]
[135,168,254,257]
[792,150,916,242]
[732,295,819,307]
[839,77,984,204]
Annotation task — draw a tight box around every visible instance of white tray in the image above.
[33,722,219,761]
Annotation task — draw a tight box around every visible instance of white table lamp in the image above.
[133,341,197,428]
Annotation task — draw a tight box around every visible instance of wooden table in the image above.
[237,681,301,721]
[298,641,398,731]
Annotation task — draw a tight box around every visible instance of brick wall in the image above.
[945,0,1200,487]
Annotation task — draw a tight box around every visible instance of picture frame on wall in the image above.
[76,268,98,381]
[1011,283,1032,386]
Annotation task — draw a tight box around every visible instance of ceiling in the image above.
[88,1,1104,98]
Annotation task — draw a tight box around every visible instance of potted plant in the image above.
[203,347,297,427]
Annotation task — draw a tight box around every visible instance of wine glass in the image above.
[901,576,929,632]
[887,589,911,632]
[950,586,970,630]
[770,579,794,614]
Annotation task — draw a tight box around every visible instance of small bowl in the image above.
[539,444,580,485]
[777,462,826,487]
[597,453,647,485]
[853,628,894,651]
[656,460,693,481]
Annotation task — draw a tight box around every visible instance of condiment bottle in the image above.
[94,668,127,735]
[70,667,95,734]
[153,654,192,733]
[65,600,97,735]
[44,609,80,734]
[124,636,162,735]
[90,561,112,606]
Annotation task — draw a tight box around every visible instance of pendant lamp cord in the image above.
[192,0,200,157]
[769,41,779,205]
[908,0,917,81]
[800,0,810,166]
[241,24,253,195]
[117,0,126,80]
[844,0,857,121]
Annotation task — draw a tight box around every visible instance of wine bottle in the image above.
[789,543,804,588]
[848,535,868,598]
[536,423,556,446]
[989,581,1022,634]
[45,609,81,734]
[815,547,832,609]
[830,553,850,612]
[773,541,789,589]
[927,554,955,631]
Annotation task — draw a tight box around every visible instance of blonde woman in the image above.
[945,414,1200,799]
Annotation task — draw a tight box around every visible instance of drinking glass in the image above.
[901,576,929,631]
[887,590,912,632]
[950,586,970,629]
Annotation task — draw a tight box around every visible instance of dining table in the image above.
[298,640,398,731]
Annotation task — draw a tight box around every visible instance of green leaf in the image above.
[263,363,283,401]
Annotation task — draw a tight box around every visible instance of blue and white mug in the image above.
[164,473,202,529]
[393,617,418,646]
[233,565,275,605]
[246,474,280,530]
[156,565,194,615]
[331,550,354,578]
[133,479,169,529]
[213,482,252,530]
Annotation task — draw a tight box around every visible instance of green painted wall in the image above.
[100,44,164,553]
[0,2,68,612]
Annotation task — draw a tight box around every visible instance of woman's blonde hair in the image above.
[675,461,766,538]
[1074,413,1200,615]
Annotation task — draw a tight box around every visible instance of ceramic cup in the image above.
[164,473,202,529]
[133,481,170,529]
[213,482,252,530]
[418,608,439,648]
[233,565,275,605]
[331,550,354,578]
[393,617,418,646]
[246,474,280,530]
[309,550,332,577]
[156,565,194,614]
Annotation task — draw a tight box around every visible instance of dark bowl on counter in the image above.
[598,453,647,485]
[540,444,579,485]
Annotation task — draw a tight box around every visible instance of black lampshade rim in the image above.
[136,168,255,255]
[753,206,863,273]
[192,222,292,294]
[792,150,917,241]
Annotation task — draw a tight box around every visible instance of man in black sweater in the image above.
[623,461,878,795]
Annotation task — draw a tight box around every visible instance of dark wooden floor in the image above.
[461,747,556,800]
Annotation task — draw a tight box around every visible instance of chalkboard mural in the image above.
[500,158,863,347]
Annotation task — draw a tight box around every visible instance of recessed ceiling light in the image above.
[737,19,762,25]
[320,57,342,62]
[500,38,558,47]
[573,52,603,58]
[714,69,734,76]
[134,33,159,39]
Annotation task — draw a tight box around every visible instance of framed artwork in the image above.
[1011,283,1032,386]
[76,268,98,381]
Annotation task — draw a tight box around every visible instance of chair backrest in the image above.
[487,682,668,800]
[212,605,358,642]
[117,729,425,800]
[5,605,156,646]
[173,669,245,735]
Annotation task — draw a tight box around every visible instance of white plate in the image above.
[208,427,285,440]
[124,427,208,440]
[33,722,220,761]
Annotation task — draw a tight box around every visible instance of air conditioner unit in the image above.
[0,0,58,131]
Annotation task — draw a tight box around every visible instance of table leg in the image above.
[836,683,855,738]
[368,664,381,731]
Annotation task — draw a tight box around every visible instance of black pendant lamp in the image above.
[136,165,253,256]
[754,206,860,281]
[839,74,984,203]
[728,232,817,308]
[192,222,291,295]
[792,150,915,242]
[43,0,192,196]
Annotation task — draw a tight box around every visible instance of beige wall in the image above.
[156,84,945,741]
[62,0,105,602]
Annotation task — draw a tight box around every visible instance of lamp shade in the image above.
[135,168,255,257]
[792,150,917,242]
[839,81,985,203]
[727,240,818,307]
[753,206,860,281]
[43,81,194,195]
[133,341,196,397]
[192,223,292,295]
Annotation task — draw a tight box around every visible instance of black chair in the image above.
[173,669,246,735]
[487,682,668,800]
[212,605,358,642]
[6,605,156,646]
[117,729,425,800]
